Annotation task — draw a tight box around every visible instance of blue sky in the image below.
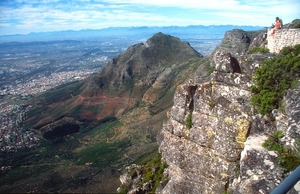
[0,0,299,35]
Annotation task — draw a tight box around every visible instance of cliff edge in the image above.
[157,29,300,194]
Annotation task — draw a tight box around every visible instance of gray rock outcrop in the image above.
[157,29,300,194]
[212,29,261,54]
[157,54,255,194]
[231,83,300,194]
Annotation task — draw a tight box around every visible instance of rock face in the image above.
[213,29,261,54]
[247,32,267,51]
[214,51,241,73]
[232,83,300,194]
[157,56,254,194]
[157,29,300,194]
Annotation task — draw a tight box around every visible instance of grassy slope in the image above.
[1,42,211,193]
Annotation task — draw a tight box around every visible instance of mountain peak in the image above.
[83,32,202,99]
[145,32,181,47]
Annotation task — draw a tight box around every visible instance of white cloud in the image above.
[0,0,299,35]
[100,0,247,10]
[0,23,12,27]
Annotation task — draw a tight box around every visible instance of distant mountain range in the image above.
[0,25,264,42]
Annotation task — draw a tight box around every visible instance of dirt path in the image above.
[106,126,124,142]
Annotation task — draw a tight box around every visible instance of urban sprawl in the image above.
[0,69,98,152]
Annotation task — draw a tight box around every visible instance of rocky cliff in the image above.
[157,29,300,194]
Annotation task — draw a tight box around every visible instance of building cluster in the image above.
[0,104,39,152]
[0,68,101,153]
[0,41,112,156]
[0,69,96,97]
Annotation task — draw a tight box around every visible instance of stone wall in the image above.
[267,28,300,53]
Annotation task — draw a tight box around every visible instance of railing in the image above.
[271,165,300,194]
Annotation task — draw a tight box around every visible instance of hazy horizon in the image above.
[0,24,264,36]
[1,0,299,36]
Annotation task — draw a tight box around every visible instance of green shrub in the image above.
[294,24,300,28]
[118,153,168,194]
[277,149,300,172]
[140,153,168,189]
[130,169,137,178]
[251,44,300,115]
[206,65,215,76]
[262,139,282,152]
[186,111,192,130]
[273,130,285,138]
[118,180,133,194]
[262,131,300,173]
[262,131,284,152]
[248,47,270,54]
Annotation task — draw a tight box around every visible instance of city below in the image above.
[0,26,247,154]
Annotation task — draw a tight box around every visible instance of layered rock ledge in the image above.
[157,29,300,193]
[158,50,254,193]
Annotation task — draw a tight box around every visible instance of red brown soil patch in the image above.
[96,102,121,120]
[70,95,136,120]
[35,95,136,126]
[81,110,96,119]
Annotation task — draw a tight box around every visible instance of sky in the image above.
[0,0,299,35]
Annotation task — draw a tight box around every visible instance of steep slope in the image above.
[24,32,203,128]
[83,32,202,98]
[3,33,210,193]
[156,29,300,194]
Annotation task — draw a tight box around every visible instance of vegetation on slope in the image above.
[118,152,168,194]
[250,44,300,115]
[262,131,300,174]
[186,111,192,130]
[1,32,210,193]
[248,46,269,54]
[0,118,129,193]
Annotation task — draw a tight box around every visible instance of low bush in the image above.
[262,130,284,152]
[140,153,168,193]
[118,152,168,194]
[186,111,192,130]
[251,44,300,115]
[294,24,300,28]
[262,131,300,173]
[248,47,269,54]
